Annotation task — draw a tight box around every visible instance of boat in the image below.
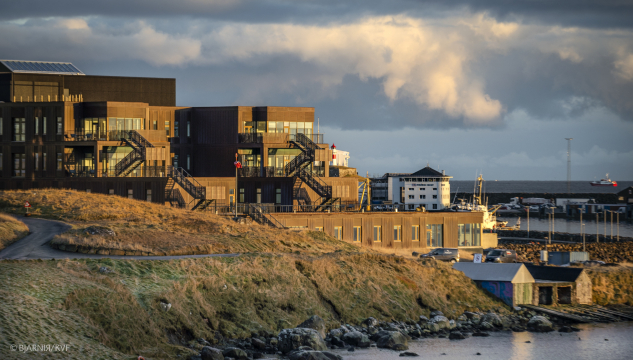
[590,174,617,187]
[449,175,503,231]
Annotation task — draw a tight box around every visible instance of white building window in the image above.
[420,195,425,199]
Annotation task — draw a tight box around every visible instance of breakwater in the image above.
[450,192,618,205]
[496,229,633,243]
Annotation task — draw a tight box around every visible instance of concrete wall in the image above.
[482,233,498,248]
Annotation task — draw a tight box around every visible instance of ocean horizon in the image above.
[450,180,633,194]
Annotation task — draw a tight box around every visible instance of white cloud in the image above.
[614,51,633,81]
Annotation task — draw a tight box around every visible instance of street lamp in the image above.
[550,206,557,243]
[580,222,586,252]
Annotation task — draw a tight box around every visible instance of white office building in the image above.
[387,166,452,210]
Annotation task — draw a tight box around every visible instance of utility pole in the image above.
[565,138,573,194]
[596,212,599,243]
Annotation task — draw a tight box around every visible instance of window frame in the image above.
[393,225,402,241]
[334,226,342,240]
[353,226,361,242]
[373,226,382,242]
[412,225,419,241]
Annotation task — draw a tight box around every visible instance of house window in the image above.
[34,117,39,135]
[56,153,62,170]
[408,204,414,210]
[433,195,437,199]
[187,120,191,137]
[152,120,157,130]
[426,224,443,247]
[109,189,114,195]
[334,226,342,240]
[13,153,25,177]
[186,154,190,170]
[353,227,361,242]
[43,117,47,135]
[433,204,437,209]
[412,225,419,241]
[408,195,414,199]
[13,118,25,141]
[433,188,437,190]
[239,188,244,203]
[394,225,401,241]
[275,188,281,204]
[420,195,425,199]
[458,223,481,247]
[146,189,152,202]
[34,153,39,171]
[256,188,261,203]
[56,117,62,135]
[43,152,47,171]
[165,121,170,136]
[128,189,133,199]
[408,188,414,191]
[315,226,323,231]
[374,226,382,242]
[174,121,179,137]
[173,154,179,169]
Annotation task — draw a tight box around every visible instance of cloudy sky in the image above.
[2,1,633,180]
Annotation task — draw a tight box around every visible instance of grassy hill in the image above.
[0,212,29,251]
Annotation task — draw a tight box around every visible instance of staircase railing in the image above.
[115,147,145,176]
[167,188,186,208]
[124,130,154,148]
[294,133,320,152]
[167,166,206,200]
[296,168,332,199]
[249,204,285,228]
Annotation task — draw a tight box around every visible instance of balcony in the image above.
[238,133,324,144]
[63,130,167,142]
[238,166,260,177]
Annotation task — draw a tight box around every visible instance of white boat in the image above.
[450,175,501,231]
[590,174,617,187]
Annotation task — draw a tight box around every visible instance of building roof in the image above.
[525,264,584,282]
[410,166,446,177]
[453,263,535,283]
[0,60,84,75]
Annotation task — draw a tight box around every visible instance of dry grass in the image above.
[585,263,633,305]
[0,253,507,359]
[0,189,360,255]
[0,212,29,251]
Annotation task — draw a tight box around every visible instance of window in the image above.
[458,223,481,247]
[146,189,152,202]
[394,225,401,241]
[109,189,114,195]
[187,120,191,137]
[374,226,382,242]
[56,117,62,135]
[426,224,443,247]
[34,153,39,171]
[165,121,170,136]
[152,120,157,130]
[56,153,62,170]
[86,189,91,193]
[34,117,39,135]
[315,227,323,231]
[433,195,437,199]
[433,188,437,190]
[13,118,25,141]
[421,188,425,190]
[433,204,437,209]
[420,195,425,199]
[275,188,281,204]
[239,188,244,203]
[173,154,179,169]
[408,204,414,210]
[408,188,414,191]
[334,226,342,240]
[408,195,414,199]
[174,121,179,137]
[43,152,47,171]
[43,117,47,135]
[353,227,361,242]
[128,189,133,199]
[186,154,190,170]
[13,153,25,177]
[412,225,419,241]
[256,188,261,203]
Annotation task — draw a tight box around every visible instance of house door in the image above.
[557,287,572,304]
[538,287,553,305]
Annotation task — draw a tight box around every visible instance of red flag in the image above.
[234,161,242,168]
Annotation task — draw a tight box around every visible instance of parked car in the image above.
[484,249,517,263]
[420,248,460,263]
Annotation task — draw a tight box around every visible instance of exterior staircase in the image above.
[114,130,154,177]
[285,133,339,211]
[249,204,285,228]
[167,166,211,211]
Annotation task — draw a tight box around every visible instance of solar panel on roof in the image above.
[0,60,84,75]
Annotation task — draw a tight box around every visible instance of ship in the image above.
[590,174,617,187]
[448,175,505,230]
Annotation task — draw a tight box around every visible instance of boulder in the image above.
[297,315,327,339]
[98,266,112,274]
[329,328,346,339]
[342,331,370,348]
[392,344,409,351]
[251,338,266,350]
[511,326,526,332]
[429,316,450,330]
[430,310,444,317]
[418,315,429,324]
[201,346,225,360]
[361,317,379,328]
[330,336,345,347]
[375,331,408,350]
[160,302,172,312]
[448,332,466,340]
[527,316,554,332]
[222,347,248,360]
[427,323,440,333]
[481,313,502,327]
[288,350,343,360]
[278,328,327,354]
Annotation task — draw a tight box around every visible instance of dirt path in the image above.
[0,216,239,260]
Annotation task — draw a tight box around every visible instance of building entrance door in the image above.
[557,287,572,304]
[538,287,553,305]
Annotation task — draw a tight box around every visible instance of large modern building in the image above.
[0,60,357,209]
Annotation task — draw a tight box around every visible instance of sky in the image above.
[2,1,633,180]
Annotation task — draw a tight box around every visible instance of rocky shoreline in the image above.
[188,309,578,360]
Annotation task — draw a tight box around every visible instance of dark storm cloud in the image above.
[2,0,633,28]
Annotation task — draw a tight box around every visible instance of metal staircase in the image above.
[167,166,211,210]
[114,130,154,177]
[285,133,339,211]
[249,204,285,228]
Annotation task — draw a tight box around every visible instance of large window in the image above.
[334,226,342,240]
[412,225,419,241]
[353,227,361,242]
[13,118,25,141]
[187,121,191,137]
[174,121,179,137]
[239,188,244,203]
[108,118,143,131]
[374,226,382,242]
[426,224,443,247]
[275,188,281,204]
[393,225,401,241]
[458,223,481,247]
[34,116,39,135]
[56,117,62,135]
[13,153,25,177]
[34,153,39,171]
